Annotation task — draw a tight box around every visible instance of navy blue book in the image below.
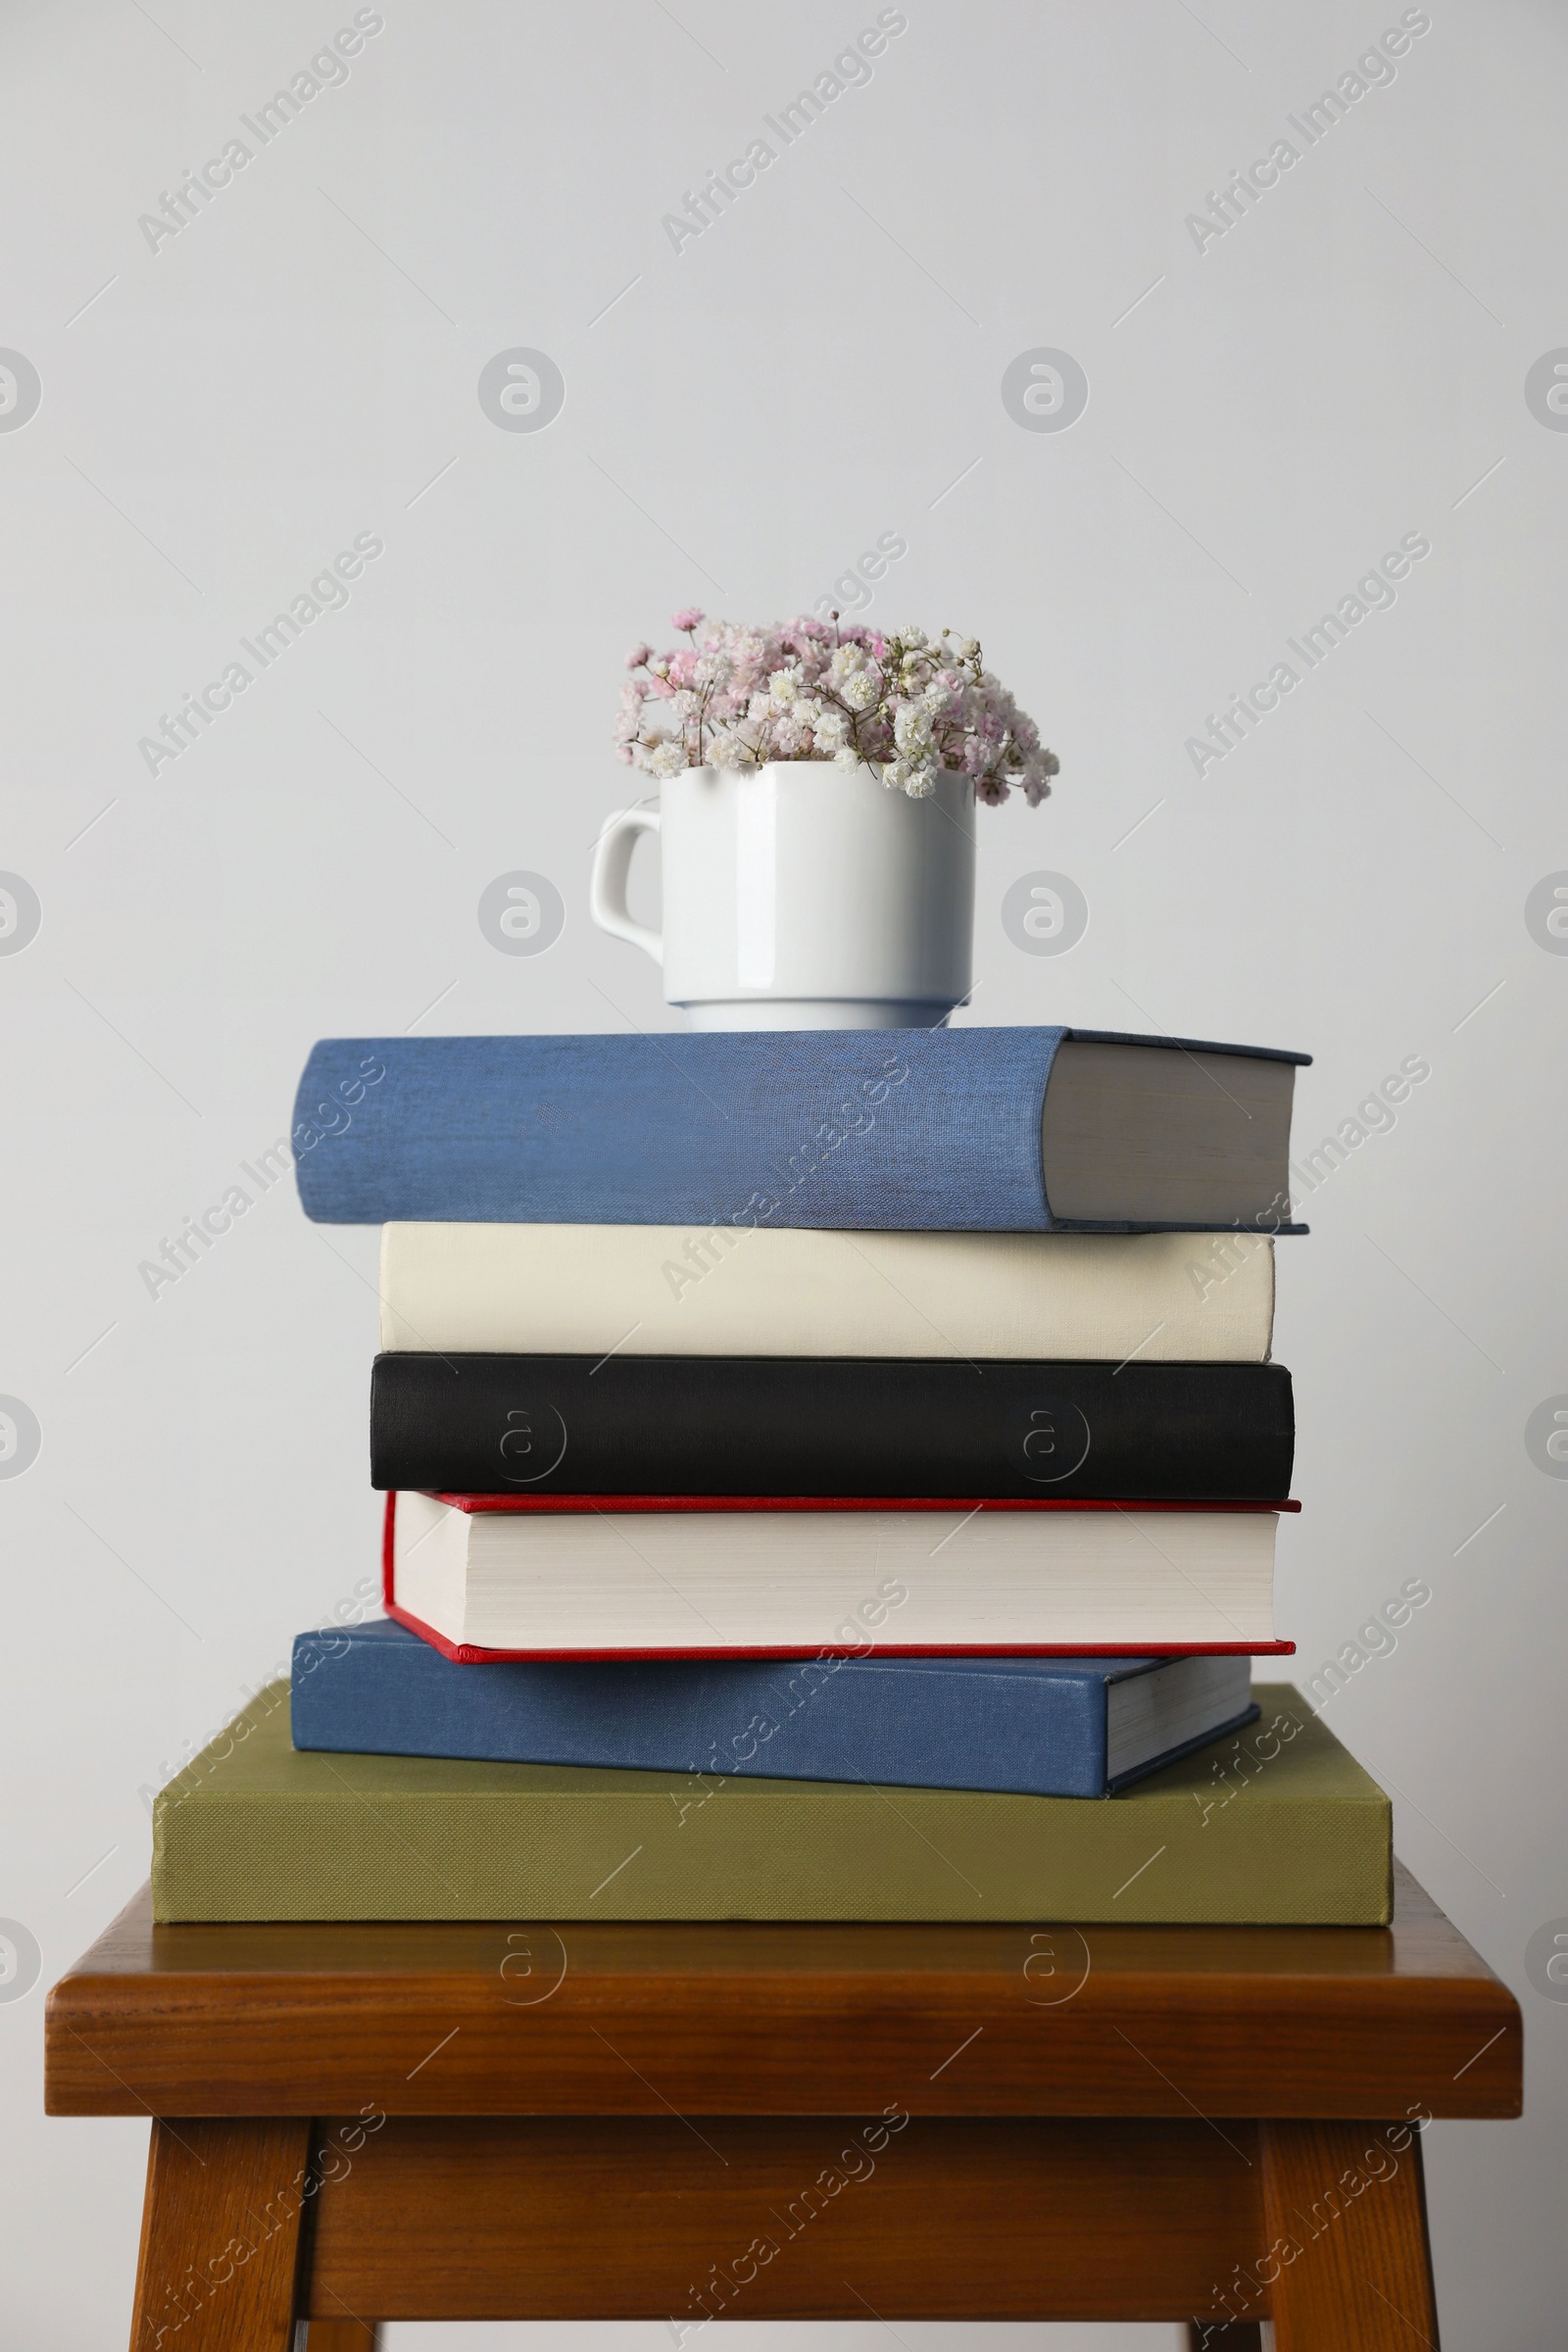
[292,1028,1308,1233]
[290,1620,1258,1797]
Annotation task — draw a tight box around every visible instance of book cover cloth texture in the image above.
[291,1621,1258,1797]
[294,1028,1308,1232]
[369,1352,1296,1497]
[150,1681,1391,1924]
[376,1224,1278,1361]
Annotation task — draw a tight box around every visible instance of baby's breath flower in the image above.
[612,613,1057,803]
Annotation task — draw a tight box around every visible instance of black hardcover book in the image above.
[369,1354,1294,1500]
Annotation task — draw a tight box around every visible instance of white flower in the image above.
[894,704,934,755]
[614,615,1054,800]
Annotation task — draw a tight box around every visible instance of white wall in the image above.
[3,1,1565,2344]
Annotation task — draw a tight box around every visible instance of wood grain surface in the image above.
[302,2113,1266,2323]
[127,2117,311,2351]
[46,1862,1520,2122]
[1260,2118,1443,2348]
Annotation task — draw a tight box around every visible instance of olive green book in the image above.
[151,1682,1390,1925]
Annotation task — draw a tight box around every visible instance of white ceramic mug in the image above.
[590,760,975,1029]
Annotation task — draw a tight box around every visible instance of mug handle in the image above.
[590,803,662,966]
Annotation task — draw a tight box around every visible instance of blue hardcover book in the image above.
[291,1028,1308,1232]
[290,1620,1259,1797]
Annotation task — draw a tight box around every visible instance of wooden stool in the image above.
[45,1862,1519,2350]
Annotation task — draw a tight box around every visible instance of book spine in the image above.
[369,1354,1296,1499]
[292,1030,1063,1229]
[154,1680,1389,1926]
[291,1630,1264,1799]
[290,1632,1117,1795]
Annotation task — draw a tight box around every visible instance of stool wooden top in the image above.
[46,1861,1519,2124]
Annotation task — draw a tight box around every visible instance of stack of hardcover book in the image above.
[151,1027,1393,1925]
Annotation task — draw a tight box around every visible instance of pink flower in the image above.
[612,613,1056,803]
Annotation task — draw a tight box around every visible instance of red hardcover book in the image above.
[382,1492,1298,1664]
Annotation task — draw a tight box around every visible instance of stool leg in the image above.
[1259,2119,1441,2350]
[127,2117,314,2350]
